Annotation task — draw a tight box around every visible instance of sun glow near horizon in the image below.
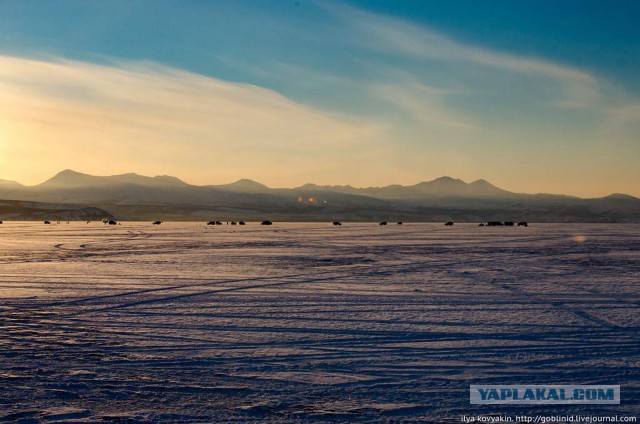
[0,54,385,188]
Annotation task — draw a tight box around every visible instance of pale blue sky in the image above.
[0,0,638,196]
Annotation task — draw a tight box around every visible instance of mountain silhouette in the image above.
[211,179,271,193]
[40,170,190,189]
[298,176,513,200]
[0,170,638,222]
[0,178,24,189]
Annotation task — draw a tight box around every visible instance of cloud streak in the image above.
[371,81,475,130]
[318,1,633,115]
[0,55,379,185]
[323,2,594,83]
[318,1,640,130]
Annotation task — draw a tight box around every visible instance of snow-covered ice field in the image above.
[1,222,639,422]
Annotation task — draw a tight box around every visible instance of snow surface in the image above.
[0,222,638,422]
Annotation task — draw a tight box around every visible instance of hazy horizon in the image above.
[1,168,638,199]
[0,1,638,197]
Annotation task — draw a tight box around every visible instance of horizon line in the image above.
[0,168,635,200]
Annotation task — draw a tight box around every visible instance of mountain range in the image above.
[0,170,638,222]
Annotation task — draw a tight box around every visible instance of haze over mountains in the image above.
[0,170,639,222]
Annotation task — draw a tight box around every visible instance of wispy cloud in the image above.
[0,54,380,185]
[371,81,475,130]
[360,18,592,84]
[322,2,594,83]
[318,2,629,113]
[608,103,640,124]
[318,1,640,127]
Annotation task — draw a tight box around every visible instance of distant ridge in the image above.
[7,170,636,200]
[0,178,24,189]
[212,179,270,193]
[0,170,638,222]
[41,169,191,188]
[601,193,639,201]
[296,176,514,199]
[0,199,115,221]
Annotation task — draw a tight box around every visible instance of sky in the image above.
[0,0,638,197]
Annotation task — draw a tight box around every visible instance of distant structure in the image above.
[108,220,117,225]
[230,221,237,225]
[444,222,454,226]
[0,221,3,224]
[504,221,515,226]
[207,221,216,225]
[44,221,51,224]
[153,221,162,225]
[216,221,222,225]
[478,223,485,226]
[239,221,246,225]
[86,221,91,224]
[379,221,387,225]
[487,221,504,226]
[333,221,342,226]
[397,222,403,225]
[102,219,109,224]
[261,220,273,225]
[517,222,528,227]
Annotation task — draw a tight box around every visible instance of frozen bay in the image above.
[1,222,638,422]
